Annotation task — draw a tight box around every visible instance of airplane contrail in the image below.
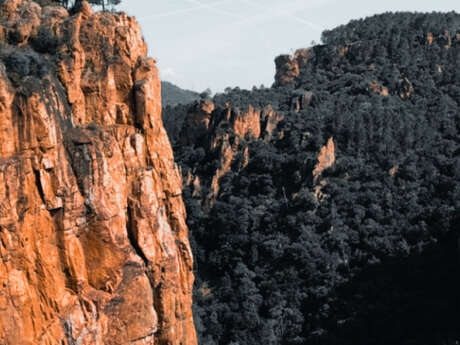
[137,0,233,20]
[290,15,324,32]
[184,0,240,18]
[237,0,324,32]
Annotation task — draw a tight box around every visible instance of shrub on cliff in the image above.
[0,48,50,86]
[30,25,60,53]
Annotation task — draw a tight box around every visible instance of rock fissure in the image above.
[126,204,150,266]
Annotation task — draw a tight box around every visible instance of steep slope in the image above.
[161,81,200,107]
[161,82,201,145]
[0,1,196,344]
[169,12,460,345]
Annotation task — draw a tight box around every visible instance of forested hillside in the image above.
[161,81,201,141]
[161,80,200,106]
[165,12,460,345]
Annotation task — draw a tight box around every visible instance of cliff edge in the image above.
[0,0,196,344]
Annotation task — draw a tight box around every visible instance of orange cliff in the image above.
[0,1,196,344]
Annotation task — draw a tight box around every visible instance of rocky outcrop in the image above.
[313,137,335,182]
[313,137,335,201]
[274,54,299,86]
[369,80,389,96]
[0,1,196,344]
[180,100,283,208]
[274,48,312,87]
[398,77,414,99]
[427,32,434,45]
[290,90,313,112]
[181,101,283,146]
[180,99,215,145]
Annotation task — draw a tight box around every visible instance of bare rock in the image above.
[0,1,197,344]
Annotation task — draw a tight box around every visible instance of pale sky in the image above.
[118,0,460,93]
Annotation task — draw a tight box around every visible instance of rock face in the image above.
[312,137,335,201]
[180,99,215,145]
[274,48,312,86]
[0,1,196,344]
[180,100,283,209]
[312,137,335,182]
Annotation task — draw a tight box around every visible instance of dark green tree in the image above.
[36,0,121,11]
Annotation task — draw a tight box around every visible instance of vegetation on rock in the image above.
[33,0,120,11]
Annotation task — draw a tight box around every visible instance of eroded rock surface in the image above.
[313,137,335,182]
[313,137,335,201]
[0,1,196,344]
[274,48,312,86]
[179,100,283,209]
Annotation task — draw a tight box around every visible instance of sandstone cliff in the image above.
[0,1,196,344]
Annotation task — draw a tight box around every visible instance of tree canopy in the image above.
[36,0,121,11]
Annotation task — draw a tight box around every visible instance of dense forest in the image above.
[162,12,460,345]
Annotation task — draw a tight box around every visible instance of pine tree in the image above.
[39,0,121,11]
